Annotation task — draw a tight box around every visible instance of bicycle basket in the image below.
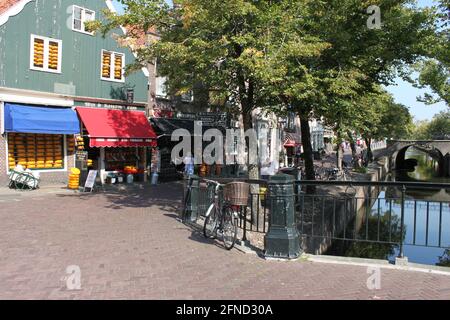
[223,182,250,206]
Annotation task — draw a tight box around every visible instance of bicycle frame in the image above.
[204,180,239,220]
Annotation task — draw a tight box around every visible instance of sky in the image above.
[111,0,448,121]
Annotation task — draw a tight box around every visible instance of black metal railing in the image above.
[192,178,270,240]
[295,180,450,258]
[184,177,450,258]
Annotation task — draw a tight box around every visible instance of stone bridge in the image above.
[375,140,450,177]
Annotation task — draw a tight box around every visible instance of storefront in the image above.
[150,115,229,180]
[75,107,157,185]
[1,102,80,184]
[283,132,302,167]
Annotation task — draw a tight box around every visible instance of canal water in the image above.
[326,147,450,267]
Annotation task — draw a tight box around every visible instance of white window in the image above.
[30,35,62,73]
[101,50,125,82]
[156,76,168,98]
[72,5,95,35]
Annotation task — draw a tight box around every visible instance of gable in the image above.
[0,0,149,102]
[0,0,33,26]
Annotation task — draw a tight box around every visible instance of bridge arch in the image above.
[393,144,446,177]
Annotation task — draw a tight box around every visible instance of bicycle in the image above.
[327,167,351,181]
[203,180,241,250]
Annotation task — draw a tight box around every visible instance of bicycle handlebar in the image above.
[202,179,221,186]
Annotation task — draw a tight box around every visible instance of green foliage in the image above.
[437,249,450,267]
[90,0,439,177]
[411,111,450,139]
[345,212,403,260]
[354,167,368,174]
[404,0,450,106]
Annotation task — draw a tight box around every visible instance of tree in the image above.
[406,0,449,106]
[412,110,450,139]
[426,110,450,139]
[91,0,287,182]
[256,0,437,182]
[92,0,440,188]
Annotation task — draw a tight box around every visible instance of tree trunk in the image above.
[242,99,259,232]
[299,112,315,194]
[347,131,357,159]
[242,111,259,180]
[336,143,344,171]
[364,137,373,164]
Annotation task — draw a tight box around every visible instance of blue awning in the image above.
[4,103,80,134]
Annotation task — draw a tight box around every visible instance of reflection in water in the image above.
[400,147,450,184]
[326,148,450,267]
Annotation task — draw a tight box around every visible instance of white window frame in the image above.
[72,5,96,35]
[100,50,125,83]
[29,35,62,74]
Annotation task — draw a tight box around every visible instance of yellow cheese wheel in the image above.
[71,167,81,174]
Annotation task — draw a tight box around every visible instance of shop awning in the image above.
[76,107,157,147]
[284,132,301,147]
[150,117,226,137]
[3,103,80,134]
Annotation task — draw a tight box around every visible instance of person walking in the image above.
[183,153,194,176]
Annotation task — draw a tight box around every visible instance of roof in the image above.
[0,0,21,15]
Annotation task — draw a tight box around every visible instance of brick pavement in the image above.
[0,182,449,300]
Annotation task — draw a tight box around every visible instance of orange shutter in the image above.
[33,38,44,68]
[114,54,123,80]
[48,41,59,70]
[102,51,111,78]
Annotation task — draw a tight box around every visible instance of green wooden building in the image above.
[0,0,153,186]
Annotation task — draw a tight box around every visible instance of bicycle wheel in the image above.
[203,204,219,239]
[222,206,238,250]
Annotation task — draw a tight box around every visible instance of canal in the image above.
[326,147,450,267]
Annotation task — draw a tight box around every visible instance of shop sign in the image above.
[84,170,98,192]
[76,151,88,161]
[82,102,144,111]
[175,112,230,127]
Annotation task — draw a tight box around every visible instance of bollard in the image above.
[183,175,200,223]
[264,174,301,259]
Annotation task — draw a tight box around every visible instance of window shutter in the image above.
[102,51,111,78]
[48,41,59,70]
[33,38,44,68]
[114,54,123,80]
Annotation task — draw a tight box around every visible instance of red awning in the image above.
[284,132,301,148]
[76,107,157,148]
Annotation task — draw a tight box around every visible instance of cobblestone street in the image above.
[0,183,449,300]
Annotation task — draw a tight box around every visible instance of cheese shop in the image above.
[75,107,158,184]
[2,103,80,181]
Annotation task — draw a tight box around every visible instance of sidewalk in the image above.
[0,183,76,198]
[0,182,448,299]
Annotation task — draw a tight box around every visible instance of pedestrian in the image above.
[183,153,194,176]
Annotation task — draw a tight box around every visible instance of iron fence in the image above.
[184,177,450,258]
[295,180,450,258]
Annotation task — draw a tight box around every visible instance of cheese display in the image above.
[48,41,59,70]
[114,54,123,80]
[102,51,111,78]
[33,38,44,68]
[68,168,80,190]
[8,133,64,170]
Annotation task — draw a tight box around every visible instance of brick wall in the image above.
[0,110,76,187]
